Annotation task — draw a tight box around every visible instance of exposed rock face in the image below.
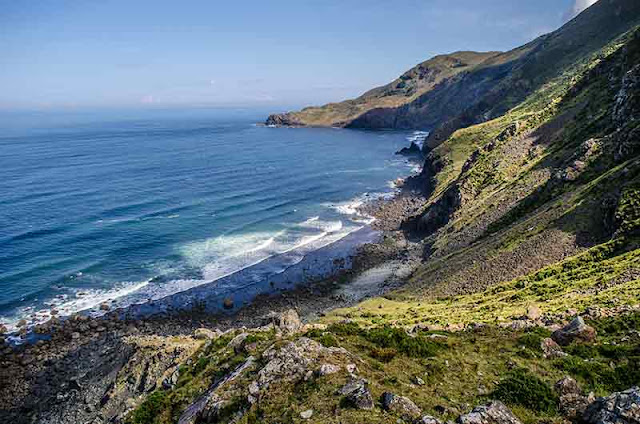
[338,377,374,410]
[396,142,424,158]
[265,113,304,127]
[257,338,347,391]
[581,387,640,424]
[457,401,523,424]
[382,392,423,421]
[552,317,597,346]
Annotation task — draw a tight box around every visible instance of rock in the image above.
[382,392,423,421]
[227,332,249,353]
[338,377,374,410]
[257,338,342,390]
[346,363,357,374]
[318,363,341,376]
[526,305,541,320]
[248,381,260,396]
[71,332,80,340]
[413,375,426,385]
[278,309,303,333]
[552,317,597,346]
[194,328,220,340]
[420,416,443,424]
[162,368,180,389]
[223,297,234,309]
[555,376,593,421]
[581,386,640,424]
[541,337,567,359]
[17,319,27,328]
[300,409,313,419]
[99,303,110,311]
[457,401,523,424]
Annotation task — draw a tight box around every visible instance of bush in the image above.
[328,322,362,336]
[365,326,440,358]
[131,391,167,424]
[370,347,398,363]
[494,369,557,413]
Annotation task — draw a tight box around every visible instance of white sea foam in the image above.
[0,279,150,333]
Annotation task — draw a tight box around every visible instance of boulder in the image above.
[194,328,220,340]
[555,376,593,421]
[223,297,234,309]
[300,409,313,419]
[541,337,567,359]
[581,386,640,424]
[227,332,249,353]
[338,377,374,410]
[382,392,423,421]
[278,309,303,333]
[552,317,597,346]
[457,401,523,424]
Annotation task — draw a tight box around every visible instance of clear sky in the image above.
[0,0,597,110]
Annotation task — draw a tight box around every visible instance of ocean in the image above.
[0,108,422,332]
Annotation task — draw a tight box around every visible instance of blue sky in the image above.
[0,0,595,110]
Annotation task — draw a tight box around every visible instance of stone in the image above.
[526,305,541,320]
[581,386,640,424]
[346,363,357,374]
[223,297,234,309]
[71,332,80,340]
[99,303,110,311]
[413,375,426,385]
[248,381,260,396]
[555,376,593,421]
[17,319,27,328]
[338,377,374,410]
[194,328,219,340]
[277,309,303,333]
[552,317,597,346]
[382,392,423,421]
[318,363,341,376]
[457,401,523,424]
[227,332,249,353]
[300,409,313,419]
[541,338,567,359]
[420,415,443,424]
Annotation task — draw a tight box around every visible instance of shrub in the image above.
[494,369,557,413]
[365,326,440,358]
[370,347,398,363]
[328,322,362,336]
[131,391,167,424]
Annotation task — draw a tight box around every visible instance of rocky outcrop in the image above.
[541,337,567,359]
[265,113,304,127]
[178,356,256,424]
[552,317,597,346]
[580,387,640,424]
[555,376,595,422]
[457,401,523,424]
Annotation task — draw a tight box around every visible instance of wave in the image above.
[0,279,150,333]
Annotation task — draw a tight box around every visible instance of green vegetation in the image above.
[494,369,558,414]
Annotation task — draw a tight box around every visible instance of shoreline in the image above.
[1,157,426,345]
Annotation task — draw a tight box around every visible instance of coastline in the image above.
[0,180,428,422]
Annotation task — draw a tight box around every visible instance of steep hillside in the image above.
[265,51,499,127]
[266,0,640,138]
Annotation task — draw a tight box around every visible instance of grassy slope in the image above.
[275,51,499,127]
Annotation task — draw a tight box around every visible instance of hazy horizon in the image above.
[1,0,597,111]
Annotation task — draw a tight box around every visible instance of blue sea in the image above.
[0,108,422,331]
